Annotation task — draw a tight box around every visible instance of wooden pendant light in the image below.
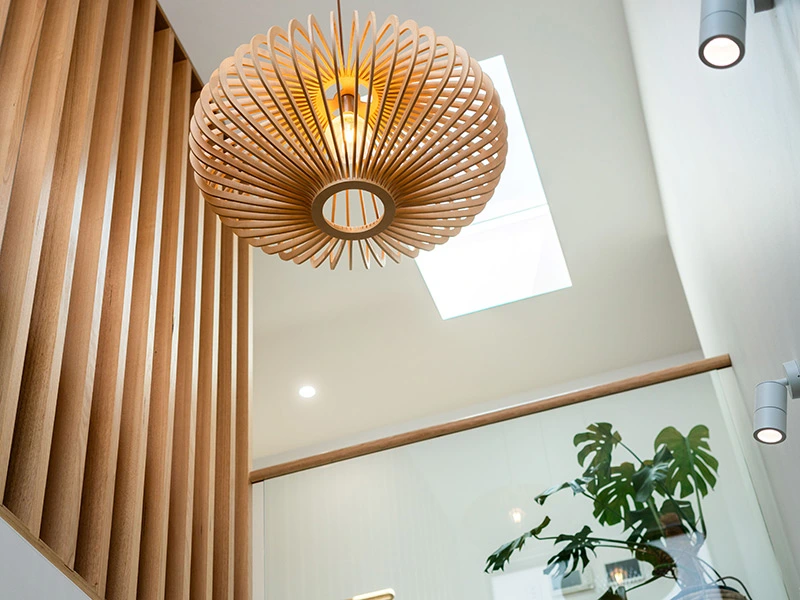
[189,10,508,269]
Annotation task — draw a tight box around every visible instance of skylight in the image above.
[415,55,571,320]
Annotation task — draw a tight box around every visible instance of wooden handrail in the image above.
[250,355,732,483]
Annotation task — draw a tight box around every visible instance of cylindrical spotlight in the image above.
[699,0,746,69]
[753,380,787,444]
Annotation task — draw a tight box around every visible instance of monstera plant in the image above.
[485,423,751,600]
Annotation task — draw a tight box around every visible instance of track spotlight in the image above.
[753,361,800,445]
[699,0,747,69]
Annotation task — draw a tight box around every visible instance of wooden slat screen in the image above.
[0,1,253,599]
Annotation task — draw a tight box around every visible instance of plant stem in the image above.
[694,486,707,538]
[647,498,667,538]
[619,441,644,464]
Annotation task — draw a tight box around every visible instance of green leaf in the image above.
[574,423,622,485]
[544,526,600,578]
[631,446,672,503]
[624,506,664,545]
[654,426,719,498]
[535,470,595,505]
[593,462,640,527]
[485,517,551,572]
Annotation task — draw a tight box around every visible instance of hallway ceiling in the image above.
[160,0,701,461]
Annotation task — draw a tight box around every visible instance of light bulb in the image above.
[323,93,372,163]
[341,111,356,145]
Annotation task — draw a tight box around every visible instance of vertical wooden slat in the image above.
[0,0,12,48]
[214,226,238,600]
[192,204,221,600]
[0,0,81,501]
[166,116,204,599]
[41,0,136,567]
[74,0,156,591]
[0,0,46,247]
[7,0,109,537]
[106,27,174,600]
[234,238,253,600]
[138,57,191,600]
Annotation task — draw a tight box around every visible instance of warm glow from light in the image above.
[756,428,784,444]
[509,508,525,524]
[612,569,625,585]
[323,111,373,161]
[702,36,741,67]
[298,385,316,399]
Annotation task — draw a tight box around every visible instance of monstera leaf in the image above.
[485,517,551,572]
[631,446,672,503]
[574,423,621,486]
[655,426,718,498]
[535,469,596,505]
[593,462,641,526]
[544,526,601,578]
[624,506,664,545]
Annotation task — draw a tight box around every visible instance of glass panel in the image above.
[258,373,787,600]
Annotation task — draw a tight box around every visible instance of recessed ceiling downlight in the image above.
[298,385,316,399]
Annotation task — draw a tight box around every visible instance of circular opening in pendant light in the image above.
[322,190,385,234]
[311,181,396,241]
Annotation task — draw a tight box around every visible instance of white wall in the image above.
[0,518,89,599]
[254,373,786,600]
[621,0,800,595]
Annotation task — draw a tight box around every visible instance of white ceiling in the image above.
[160,0,700,460]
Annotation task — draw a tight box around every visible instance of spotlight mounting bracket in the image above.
[753,0,775,13]
[782,360,800,399]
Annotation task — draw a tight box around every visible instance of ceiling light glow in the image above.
[509,508,525,524]
[298,385,316,399]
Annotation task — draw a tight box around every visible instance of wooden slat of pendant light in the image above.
[165,91,204,600]
[75,0,157,591]
[138,57,191,600]
[191,204,221,599]
[105,27,174,600]
[0,0,81,505]
[189,11,508,269]
[9,0,109,538]
[42,0,137,568]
